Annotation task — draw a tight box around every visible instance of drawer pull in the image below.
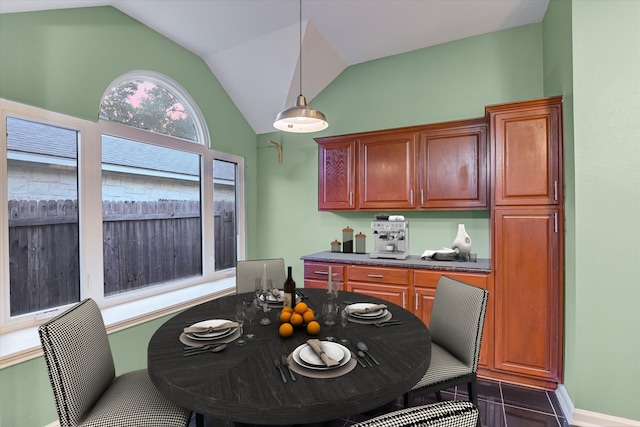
[314,271,329,275]
[367,274,384,278]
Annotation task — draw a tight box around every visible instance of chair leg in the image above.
[435,390,443,401]
[403,392,410,408]
[467,376,478,407]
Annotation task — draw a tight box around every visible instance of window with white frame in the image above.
[1,72,244,335]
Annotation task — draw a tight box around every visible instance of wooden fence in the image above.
[8,199,236,316]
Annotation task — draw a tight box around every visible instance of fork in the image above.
[374,320,403,327]
[281,355,296,382]
[274,359,288,383]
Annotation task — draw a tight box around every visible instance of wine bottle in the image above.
[283,266,296,309]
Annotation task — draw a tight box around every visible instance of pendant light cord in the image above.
[299,0,303,96]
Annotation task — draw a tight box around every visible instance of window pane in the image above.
[102,136,202,296]
[213,159,238,271]
[6,117,80,316]
[99,80,198,141]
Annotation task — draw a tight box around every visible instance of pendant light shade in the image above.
[273,0,328,133]
[273,95,328,133]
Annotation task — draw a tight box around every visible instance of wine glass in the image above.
[234,302,246,346]
[257,279,273,326]
[243,299,258,340]
[338,305,350,345]
[322,301,338,342]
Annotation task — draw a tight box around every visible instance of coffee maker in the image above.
[370,215,409,260]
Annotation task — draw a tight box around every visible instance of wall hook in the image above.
[267,139,283,164]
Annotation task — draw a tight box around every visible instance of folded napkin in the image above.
[347,304,387,315]
[183,321,239,334]
[421,247,457,261]
[306,339,340,367]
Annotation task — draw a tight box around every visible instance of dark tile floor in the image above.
[189,378,572,427]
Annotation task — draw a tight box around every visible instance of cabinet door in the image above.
[413,270,491,369]
[358,133,416,209]
[488,98,562,206]
[418,122,488,209]
[317,138,357,210]
[304,262,345,289]
[493,208,561,382]
[347,282,409,309]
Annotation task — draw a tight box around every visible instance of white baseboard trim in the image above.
[43,421,60,427]
[556,385,640,426]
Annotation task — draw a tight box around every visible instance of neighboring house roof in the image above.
[6,116,236,181]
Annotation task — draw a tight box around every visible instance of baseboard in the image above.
[44,421,60,427]
[556,385,640,426]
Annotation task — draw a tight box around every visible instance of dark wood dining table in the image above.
[147,288,431,425]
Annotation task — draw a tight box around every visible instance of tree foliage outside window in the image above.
[100,80,197,141]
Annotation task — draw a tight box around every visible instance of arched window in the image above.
[99,71,209,144]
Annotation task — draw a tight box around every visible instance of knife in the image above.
[281,355,296,381]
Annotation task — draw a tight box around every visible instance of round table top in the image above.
[147,288,431,425]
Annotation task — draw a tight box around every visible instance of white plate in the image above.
[187,319,237,339]
[347,303,387,319]
[292,342,351,370]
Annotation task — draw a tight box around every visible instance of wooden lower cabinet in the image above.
[492,207,562,388]
[346,265,410,309]
[414,270,492,370]
[303,261,345,290]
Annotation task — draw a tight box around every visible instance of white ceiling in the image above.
[0,0,550,134]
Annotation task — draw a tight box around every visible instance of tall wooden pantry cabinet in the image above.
[485,97,564,389]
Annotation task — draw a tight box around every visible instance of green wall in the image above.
[256,23,544,281]
[569,0,640,419]
[0,7,258,427]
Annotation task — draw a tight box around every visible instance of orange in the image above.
[306,320,321,336]
[281,307,294,313]
[294,302,308,314]
[279,311,292,323]
[290,312,304,326]
[302,309,315,324]
[279,322,294,338]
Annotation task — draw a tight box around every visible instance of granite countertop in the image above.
[300,251,492,274]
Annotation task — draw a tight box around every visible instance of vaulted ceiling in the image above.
[0,0,550,134]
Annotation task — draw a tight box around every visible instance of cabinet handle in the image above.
[367,274,384,278]
[414,293,418,311]
[314,271,329,275]
[410,190,414,205]
[402,292,406,308]
[420,189,424,205]
[554,181,558,201]
[349,191,353,207]
[554,212,558,234]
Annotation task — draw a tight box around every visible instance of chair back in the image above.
[353,401,478,427]
[38,299,116,427]
[236,258,286,294]
[429,276,488,372]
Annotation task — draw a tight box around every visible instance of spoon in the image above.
[183,343,227,356]
[357,350,372,366]
[357,342,380,365]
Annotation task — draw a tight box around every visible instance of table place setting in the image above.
[180,319,242,351]
[343,302,397,325]
[285,338,357,379]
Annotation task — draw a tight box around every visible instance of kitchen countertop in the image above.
[301,251,491,274]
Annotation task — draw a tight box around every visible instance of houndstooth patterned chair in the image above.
[353,401,478,427]
[404,276,488,426]
[38,298,191,427]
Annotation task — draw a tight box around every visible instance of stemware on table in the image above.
[322,300,338,342]
[256,278,273,325]
[234,303,247,346]
[243,299,258,340]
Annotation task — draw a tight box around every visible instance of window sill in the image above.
[0,277,236,369]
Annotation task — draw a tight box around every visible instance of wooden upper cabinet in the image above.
[317,137,357,211]
[418,120,488,209]
[487,97,563,206]
[358,132,417,210]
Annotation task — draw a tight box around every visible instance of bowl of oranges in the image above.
[278,302,321,338]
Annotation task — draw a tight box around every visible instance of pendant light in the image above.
[273,0,328,133]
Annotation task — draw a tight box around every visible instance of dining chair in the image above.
[38,298,191,427]
[353,400,478,427]
[236,258,286,294]
[403,276,488,425]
